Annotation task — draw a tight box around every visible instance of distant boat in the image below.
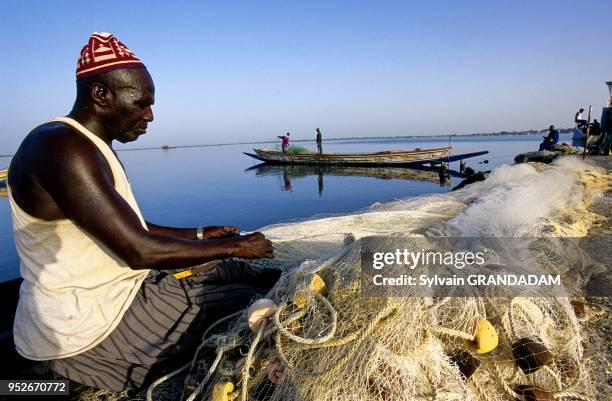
[161,145,175,150]
[244,147,488,166]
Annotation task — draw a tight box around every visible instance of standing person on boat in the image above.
[539,125,559,151]
[316,128,323,155]
[278,132,290,153]
[6,33,279,393]
[575,108,587,128]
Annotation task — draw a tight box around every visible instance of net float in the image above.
[247,298,277,332]
[267,361,286,384]
[514,385,554,401]
[293,274,327,308]
[512,337,553,374]
[570,299,586,317]
[463,319,498,354]
[449,349,481,379]
[211,381,235,401]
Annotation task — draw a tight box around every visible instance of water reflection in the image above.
[246,163,463,194]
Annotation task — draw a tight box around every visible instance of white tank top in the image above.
[9,117,150,360]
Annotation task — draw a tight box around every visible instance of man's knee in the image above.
[219,260,281,288]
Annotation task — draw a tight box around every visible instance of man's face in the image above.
[103,68,155,143]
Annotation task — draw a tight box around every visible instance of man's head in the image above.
[579,108,584,113]
[549,125,555,130]
[73,33,154,143]
[75,68,155,143]
[286,132,290,136]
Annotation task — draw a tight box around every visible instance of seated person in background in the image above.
[539,125,559,151]
[601,109,612,155]
[589,119,601,136]
[7,33,280,393]
[575,108,587,129]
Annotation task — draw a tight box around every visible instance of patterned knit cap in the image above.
[76,32,145,80]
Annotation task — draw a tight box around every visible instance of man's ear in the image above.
[90,82,111,107]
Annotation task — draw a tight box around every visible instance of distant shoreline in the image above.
[0,128,574,157]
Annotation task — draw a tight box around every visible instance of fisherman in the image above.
[278,132,290,153]
[601,108,612,155]
[539,125,559,151]
[316,128,323,155]
[589,119,601,136]
[7,33,280,393]
[575,108,587,129]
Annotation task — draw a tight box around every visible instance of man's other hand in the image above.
[232,232,274,259]
[204,226,240,239]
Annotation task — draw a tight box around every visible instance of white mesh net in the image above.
[148,157,610,401]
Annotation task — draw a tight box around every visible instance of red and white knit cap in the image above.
[76,32,145,80]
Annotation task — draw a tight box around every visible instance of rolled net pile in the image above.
[148,157,609,401]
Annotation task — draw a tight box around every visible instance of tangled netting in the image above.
[147,157,610,401]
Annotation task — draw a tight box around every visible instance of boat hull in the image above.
[248,147,452,166]
[245,148,489,166]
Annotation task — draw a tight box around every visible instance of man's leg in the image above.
[49,264,280,392]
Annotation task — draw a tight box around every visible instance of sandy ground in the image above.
[577,157,611,401]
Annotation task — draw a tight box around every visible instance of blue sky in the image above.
[1,0,611,153]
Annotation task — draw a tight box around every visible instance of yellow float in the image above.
[211,381,235,401]
[293,274,327,308]
[463,319,498,354]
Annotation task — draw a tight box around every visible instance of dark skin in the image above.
[9,67,273,270]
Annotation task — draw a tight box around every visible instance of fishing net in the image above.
[147,157,610,401]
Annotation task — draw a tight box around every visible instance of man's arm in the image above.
[34,131,272,270]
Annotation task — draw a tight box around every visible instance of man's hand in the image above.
[230,232,274,259]
[203,226,240,239]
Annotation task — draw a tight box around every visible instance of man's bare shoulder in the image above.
[12,122,112,182]
[10,121,113,219]
[19,121,99,159]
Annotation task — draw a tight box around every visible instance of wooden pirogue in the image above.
[244,147,488,166]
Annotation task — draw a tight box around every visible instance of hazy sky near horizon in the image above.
[1,0,611,153]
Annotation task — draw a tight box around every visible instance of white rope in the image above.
[428,325,474,342]
[240,320,267,401]
[494,363,521,400]
[542,366,564,392]
[185,345,228,401]
[273,293,338,345]
[554,391,595,401]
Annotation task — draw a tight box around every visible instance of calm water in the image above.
[0,134,569,281]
